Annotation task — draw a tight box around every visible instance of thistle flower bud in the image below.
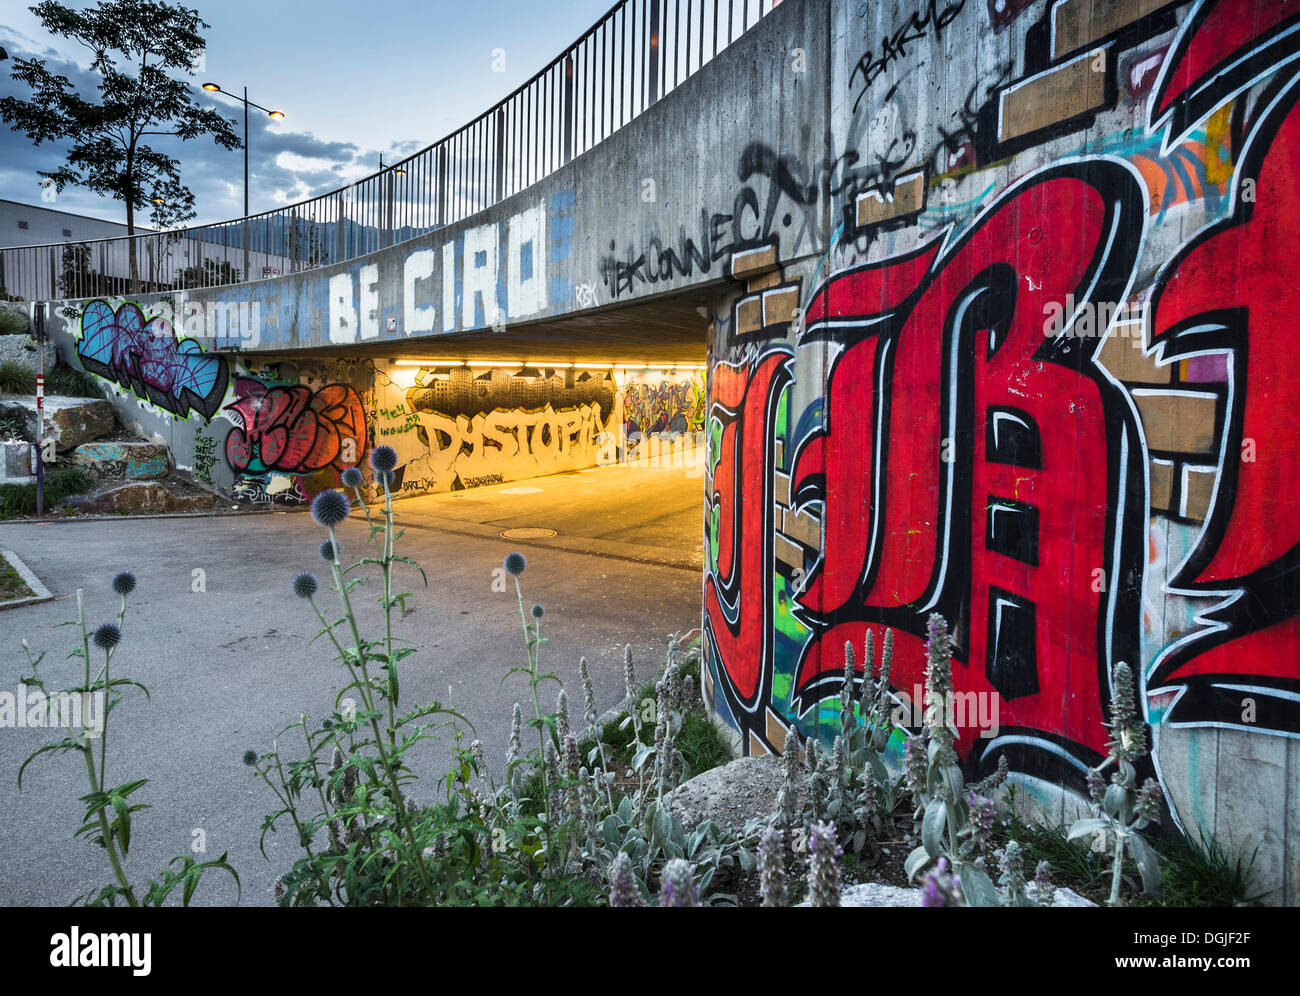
[579,656,597,726]
[556,689,571,746]
[903,735,926,795]
[758,826,788,907]
[609,851,644,907]
[310,489,350,528]
[623,644,636,704]
[660,858,701,907]
[921,856,962,907]
[1086,766,1105,804]
[506,703,522,769]
[806,822,843,907]
[1135,778,1163,824]
[1034,860,1056,906]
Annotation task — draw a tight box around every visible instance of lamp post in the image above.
[379,155,406,249]
[201,82,283,279]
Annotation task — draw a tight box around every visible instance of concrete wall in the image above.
[692,0,1300,904]
[31,0,1300,902]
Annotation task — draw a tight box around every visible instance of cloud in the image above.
[0,30,391,226]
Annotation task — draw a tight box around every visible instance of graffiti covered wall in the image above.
[696,0,1300,901]
[371,362,619,493]
[53,297,375,504]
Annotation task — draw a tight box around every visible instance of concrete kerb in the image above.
[0,548,55,610]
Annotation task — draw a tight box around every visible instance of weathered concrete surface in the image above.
[66,481,215,515]
[0,441,33,484]
[0,395,116,452]
[70,441,171,480]
[0,335,54,375]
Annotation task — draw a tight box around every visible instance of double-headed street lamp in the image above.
[201,82,284,277]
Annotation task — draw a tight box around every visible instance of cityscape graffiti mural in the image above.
[373,364,619,493]
[76,299,229,420]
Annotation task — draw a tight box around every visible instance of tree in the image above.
[176,257,240,289]
[0,1,241,288]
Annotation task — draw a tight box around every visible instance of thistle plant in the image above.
[1067,660,1163,905]
[659,858,701,907]
[17,573,238,906]
[806,822,843,907]
[758,826,788,907]
[903,613,1021,906]
[247,456,475,906]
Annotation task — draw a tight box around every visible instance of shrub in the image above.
[0,309,28,334]
[47,364,103,398]
[0,466,97,518]
[0,359,37,395]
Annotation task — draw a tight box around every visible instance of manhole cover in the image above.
[500,527,557,539]
[499,487,543,494]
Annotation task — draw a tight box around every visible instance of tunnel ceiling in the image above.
[247,285,715,364]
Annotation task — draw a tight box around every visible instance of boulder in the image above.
[66,481,217,515]
[70,441,171,480]
[0,396,116,451]
[0,335,56,376]
[795,881,1096,907]
[670,755,795,836]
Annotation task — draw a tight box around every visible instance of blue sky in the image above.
[0,0,613,225]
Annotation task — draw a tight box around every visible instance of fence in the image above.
[0,0,779,302]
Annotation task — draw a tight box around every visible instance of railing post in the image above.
[649,0,661,105]
[564,56,575,164]
[495,107,506,203]
[437,145,448,227]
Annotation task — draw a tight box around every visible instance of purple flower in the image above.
[369,445,398,473]
[310,489,351,528]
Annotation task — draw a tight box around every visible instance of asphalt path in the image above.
[0,464,702,906]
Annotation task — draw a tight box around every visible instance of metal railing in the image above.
[0,0,780,303]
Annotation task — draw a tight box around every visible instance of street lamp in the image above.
[378,156,406,248]
[201,82,284,277]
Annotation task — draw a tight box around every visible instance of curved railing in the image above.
[0,0,779,302]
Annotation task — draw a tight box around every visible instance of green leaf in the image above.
[1128,832,1162,900]
[904,845,930,883]
[922,798,946,858]
[958,863,1000,907]
[1067,817,1110,842]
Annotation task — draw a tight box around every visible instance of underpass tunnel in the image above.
[319,287,717,576]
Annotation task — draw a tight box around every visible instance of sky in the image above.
[0,0,614,225]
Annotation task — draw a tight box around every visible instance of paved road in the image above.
[0,465,702,906]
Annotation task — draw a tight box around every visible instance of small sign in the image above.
[386,314,397,333]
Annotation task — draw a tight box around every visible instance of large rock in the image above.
[670,755,795,836]
[0,335,55,376]
[0,396,116,451]
[796,882,1096,907]
[67,481,217,515]
[70,441,171,480]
